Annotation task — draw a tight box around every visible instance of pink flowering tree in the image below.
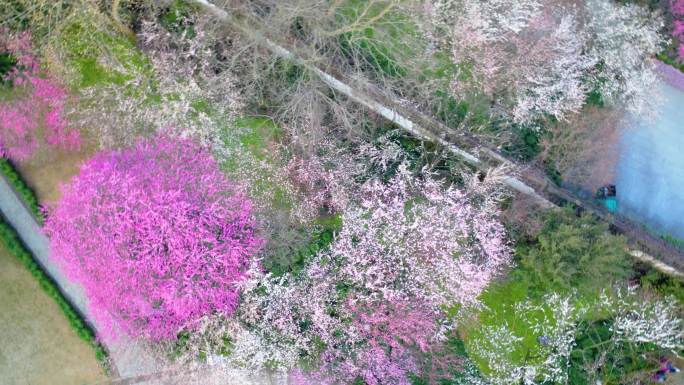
[0,30,80,161]
[44,135,261,341]
[295,300,444,385]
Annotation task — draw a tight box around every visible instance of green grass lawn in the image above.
[0,243,106,385]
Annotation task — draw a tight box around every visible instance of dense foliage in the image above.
[517,208,631,295]
[45,136,261,340]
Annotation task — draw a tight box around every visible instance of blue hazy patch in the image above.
[616,81,684,239]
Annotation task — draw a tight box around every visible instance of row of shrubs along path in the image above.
[0,173,161,379]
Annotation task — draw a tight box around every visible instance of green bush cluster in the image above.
[516,207,632,297]
[636,262,684,302]
[463,207,671,384]
[0,53,17,87]
[569,318,657,385]
[266,215,342,276]
[0,218,109,372]
[0,159,44,224]
[661,233,684,250]
[339,30,406,78]
[159,0,198,37]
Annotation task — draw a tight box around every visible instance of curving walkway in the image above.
[0,174,160,380]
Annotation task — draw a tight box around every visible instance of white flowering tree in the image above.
[584,0,666,117]
[468,294,586,385]
[327,165,511,307]
[427,0,665,123]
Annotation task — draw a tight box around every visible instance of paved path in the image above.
[0,174,160,379]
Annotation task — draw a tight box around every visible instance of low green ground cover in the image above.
[657,52,684,73]
[0,218,109,371]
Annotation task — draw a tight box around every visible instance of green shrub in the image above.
[431,90,491,129]
[265,214,342,276]
[516,207,631,296]
[585,89,604,107]
[0,53,17,87]
[636,263,684,302]
[0,158,43,224]
[0,218,109,372]
[501,124,543,162]
[661,233,684,250]
[0,1,30,32]
[333,0,432,80]
[542,159,563,186]
[339,30,406,78]
[159,0,198,37]
[568,318,651,385]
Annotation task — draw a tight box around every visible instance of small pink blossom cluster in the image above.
[45,135,261,341]
[672,0,684,62]
[286,137,363,220]
[290,300,440,385]
[0,30,80,161]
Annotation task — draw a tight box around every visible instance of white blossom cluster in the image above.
[426,0,665,123]
[585,0,666,117]
[600,288,683,351]
[512,15,596,123]
[330,165,511,308]
[470,294,586,385]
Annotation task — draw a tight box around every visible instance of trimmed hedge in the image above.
[0,159,44,224]
[0,218,109,372]
[657,52,684,74]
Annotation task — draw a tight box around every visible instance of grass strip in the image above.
[0,217,109,372]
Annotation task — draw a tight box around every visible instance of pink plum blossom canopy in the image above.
[45,135,261,340]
